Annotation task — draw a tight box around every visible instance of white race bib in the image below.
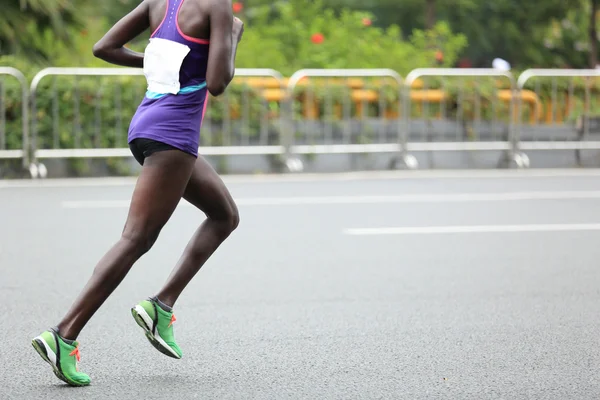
[143,38,191,95]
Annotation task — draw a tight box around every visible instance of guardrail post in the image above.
[516,69,600,167]
[0,67,29,174]
[402,68,524,168]
[285,69,407,171]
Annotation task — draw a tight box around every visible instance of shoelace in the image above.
[69,346,81,362]
[69,346,81,372]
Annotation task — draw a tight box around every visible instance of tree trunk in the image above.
[591,0,598,68]
[425,0,436,29]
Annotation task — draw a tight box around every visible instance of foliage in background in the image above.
[325,0,594,68]
[444,0,585,67]
[234,0,467,75]
[2,0,598,70]
[540,3,597,68]
[0,0,87,62]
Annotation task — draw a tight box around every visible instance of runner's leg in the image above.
[56,149,196,340]
[155,154,239,307]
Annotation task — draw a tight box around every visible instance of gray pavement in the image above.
[2,170,600,399]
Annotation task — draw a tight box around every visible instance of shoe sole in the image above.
[31,338,88,387]
[131,306,181,359]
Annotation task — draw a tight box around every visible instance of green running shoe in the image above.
[31,329,91,387]
[131,299,182,359]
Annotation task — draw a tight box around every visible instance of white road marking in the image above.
[5,168,600,188]
[343,223,600,236]
[62,200,131,209]
[61,190,600,208]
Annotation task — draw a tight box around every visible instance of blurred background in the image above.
[4,3,600,398]
[1,0,600,178]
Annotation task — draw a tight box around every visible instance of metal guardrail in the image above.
[0,66,597,177]
[516,69,600,165]
[402,68,526,168]
[201,68,285,156]
[29,67,285,176]
[0,67,29,169]
[285,68,409,171]
[30,67,145,171]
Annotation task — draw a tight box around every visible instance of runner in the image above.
[31,0,244,386]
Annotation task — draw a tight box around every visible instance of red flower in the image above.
[311,33,324,44]
[232,2,243,13]
[362,18,371,26]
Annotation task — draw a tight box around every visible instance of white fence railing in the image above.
[1,67,598,177]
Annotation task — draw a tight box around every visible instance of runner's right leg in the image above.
[132,154,239,359]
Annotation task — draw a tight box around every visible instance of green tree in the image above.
[443,0,583,67]
[326,0,589,68]
[236,0,467,75]
[590,0,598,67]
[535,0,600,68]
[0,0,85,61]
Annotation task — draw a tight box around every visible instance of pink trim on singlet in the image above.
[150,0,170,38]
[201,91,209,121]
[176,0,210,44]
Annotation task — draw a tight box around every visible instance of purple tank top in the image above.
[127,0,211,157]
[150,0,210,88]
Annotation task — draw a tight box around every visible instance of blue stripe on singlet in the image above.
[145,81,207,99]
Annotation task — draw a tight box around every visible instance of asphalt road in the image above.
[2,169,600,399]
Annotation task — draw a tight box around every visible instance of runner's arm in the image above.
[206,0,242,96]
[92,1,150,68]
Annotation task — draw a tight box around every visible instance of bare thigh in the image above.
[182,155,238,221]
[123,149,197,246]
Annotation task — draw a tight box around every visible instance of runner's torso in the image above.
[144,0,210,96]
